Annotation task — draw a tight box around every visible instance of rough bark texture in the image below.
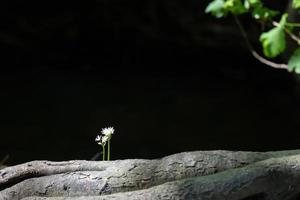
[1,150,300,200]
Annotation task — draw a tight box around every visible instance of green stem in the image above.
[273,21,300,45]
[102,145,105,161]
[233,16,288,69]
[108,139,110,161]
[286,22,300,28]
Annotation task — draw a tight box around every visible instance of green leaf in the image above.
[252,6,279,20]
[224,0,248,15]
[288,48,300,73]
[244,0,250,10]
[205,0,227,18]
[246,0,262,8]
[293,0,300,9]
[259,13,288,58]
[248,0,261,5]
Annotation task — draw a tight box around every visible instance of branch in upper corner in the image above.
[234,16,289,70]
[273,21,300,45]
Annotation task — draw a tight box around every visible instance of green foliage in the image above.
[205,0,227,18]
[205,0,278,20]
[293,0,300,9]
[224,0,247,15]
[259,14,287,58]
[247,0,261,5]
[251,7,279,20]
[288,48,300,73]
[244,0,261,10]
[206,0,300,73]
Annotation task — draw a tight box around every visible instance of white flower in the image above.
[95,135,102,142]
[101,127,114,136]
[95,135,108,146]
[102,135,109,143]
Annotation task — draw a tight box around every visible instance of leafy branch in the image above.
[205,0,300,73]
[272,21,300,45]
[234,16,288,69]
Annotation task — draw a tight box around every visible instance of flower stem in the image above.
[108,139,110,161]
[102,145,105,161]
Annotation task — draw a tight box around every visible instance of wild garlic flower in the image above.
[95,135,109,146]
[102,135,109,143]
[95,135,102,142]
[101,127,114,136]
[95,127,115,161]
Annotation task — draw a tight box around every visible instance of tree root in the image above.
[1,150,300,200]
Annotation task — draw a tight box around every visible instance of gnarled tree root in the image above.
[1,150,300,200]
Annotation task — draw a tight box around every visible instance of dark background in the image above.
[1,0,299,165]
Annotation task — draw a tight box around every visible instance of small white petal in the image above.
[102,135,109,143]
[101,127,115,136]
[95,135,101,142]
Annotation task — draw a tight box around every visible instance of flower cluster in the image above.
[95,127,115,161]
[95,135,108,146]
[101,127,114,137]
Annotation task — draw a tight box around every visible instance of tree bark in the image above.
[1,150,300,200]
